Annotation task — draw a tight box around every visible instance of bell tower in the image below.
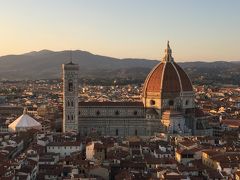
[62,60,79,133]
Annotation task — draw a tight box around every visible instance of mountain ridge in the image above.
[0,50,240,85]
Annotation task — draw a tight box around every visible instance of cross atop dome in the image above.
[163,41,174,62]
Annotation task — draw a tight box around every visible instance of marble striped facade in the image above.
[78,102,161,136]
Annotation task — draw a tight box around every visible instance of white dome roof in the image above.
[8,110,41,132]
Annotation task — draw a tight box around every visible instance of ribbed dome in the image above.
[143,42,193,98]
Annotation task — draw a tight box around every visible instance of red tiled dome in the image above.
[143,42,193,98]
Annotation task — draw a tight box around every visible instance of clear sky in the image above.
[0,0,240,61]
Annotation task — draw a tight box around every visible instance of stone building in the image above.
[62,61,79,133]
[62,42,212,136]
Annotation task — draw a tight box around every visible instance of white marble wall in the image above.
[78,106,161,136]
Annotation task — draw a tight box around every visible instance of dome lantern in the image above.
[163,41,174,62]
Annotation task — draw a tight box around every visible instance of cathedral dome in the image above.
[142,42,194,110]
[143,42,193,99]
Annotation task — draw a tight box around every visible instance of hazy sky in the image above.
[0,0,240,61]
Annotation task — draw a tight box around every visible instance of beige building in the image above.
[202,150,240,173]
[86,141,106,161]
[46,141,82,158]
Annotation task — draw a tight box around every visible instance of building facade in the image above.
[78,102,161,136]
[46,141,82,158]
[62,62,79,133]
[62,42,211,136]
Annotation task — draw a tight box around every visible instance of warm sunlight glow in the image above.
[0,0,240,61]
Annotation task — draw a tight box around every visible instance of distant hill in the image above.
[0,50,239,85]
[0,50,157,80]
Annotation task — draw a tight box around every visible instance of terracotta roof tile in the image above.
[145,62,165,92]
[162,62,181,93]
[143,61,193,98]
[174,62,193,91]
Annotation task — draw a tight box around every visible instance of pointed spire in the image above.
[163,41,174,62]
[167,40,170,49]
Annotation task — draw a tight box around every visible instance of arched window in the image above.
[115,110,119,115]
[67,100,70,107]
[96,110,100,116]
[169,100,174,106]
[67,115,70,120]
[115,129,118,136]
[68,80,73,92]
[185,100,189,106]
[71,115,74,120]
[71,101,74,107]
[135,129,138,136]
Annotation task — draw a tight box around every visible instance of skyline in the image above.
[0,0,240,61]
